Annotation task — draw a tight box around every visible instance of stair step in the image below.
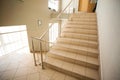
[44,56,99,80]
[52,43,99,58]
[65,24,97,30]
[57,37,98,49]
[48,49,99,69]
[72,12,96,16]
[70,18,97,22]
[61,32,98,41]
[62,27,97,35]
[71,13,96,18]
[67,21,97,25]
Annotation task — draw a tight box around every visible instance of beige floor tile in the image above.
[86,57,98,65]
[39,74,50,80]
[76,54,87,62]
[6,62,20,70]
[51,71,66,80]
[13,76,27,80]
[27,67,40,74]
[0,69,16,80]
[0,63,10,72]
[65,51,76,59]
[40,68,55,78]
[61,62,74,71]
[53,59,63,67]
[85,68,99,79]
[14,67,29,77]
[27,72,40,80]
[64,75,79,80]
[72,65,85,76]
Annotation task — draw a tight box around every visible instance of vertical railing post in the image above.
[32,38,37,66]
[39,41,44,69]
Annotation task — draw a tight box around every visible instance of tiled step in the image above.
[57,37,98,49]
[67,21,97,25]
[62,27,97,35]
[52,43,99,58]
[47,49,99,69]
[70,15,96,20]
[72,12,96,16]
[71,13,96,18]
[61,32,98,41]
[64,24,97,30]
[69,17,97,22]
[44,56,99,80]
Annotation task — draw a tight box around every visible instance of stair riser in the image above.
[65,25,97,30]
[61,33,98,41]
[63,29,97,35]
[44,62,94,80]
[53,46,98,58]
[57,40,98,49]
[48,53,99,70]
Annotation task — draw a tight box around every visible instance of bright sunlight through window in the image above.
[48,0,59,11]
[0,25,29,56]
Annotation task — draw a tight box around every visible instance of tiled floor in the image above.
[0,47,78,80]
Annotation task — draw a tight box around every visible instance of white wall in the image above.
[96,0,120,80]
[0,0,50,51]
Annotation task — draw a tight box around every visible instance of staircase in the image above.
[44,13,100,80]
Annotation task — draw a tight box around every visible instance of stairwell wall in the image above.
[96,0,120,80]
[0,0,50,51]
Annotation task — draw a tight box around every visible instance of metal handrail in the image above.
[31,37,55,44]
[37,0,72,40]
[31,0,73,69]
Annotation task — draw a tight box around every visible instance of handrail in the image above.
[31,0,73,69]
[31,37,55,44]
[39,0,72,40]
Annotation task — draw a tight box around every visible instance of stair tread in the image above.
[45,56,99,80]
[65,24,97,30]
[71,13,96,17]
[67,21,97,25]
[49,49,99,66]
[53,43,98,54]
[63,27,97,31]
[70,17,96,20]
[61,32,97,38]
[57,37,98,45]
[61,32,98,42]
[62,27,97,35]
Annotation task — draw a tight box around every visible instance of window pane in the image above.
[48,0,59,11]
[0,25,29,56]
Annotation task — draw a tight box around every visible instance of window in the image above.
[0,25,29,56]
[48,0,59,11]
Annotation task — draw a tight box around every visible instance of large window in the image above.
[0,25,29,56]
[48,0,59,11]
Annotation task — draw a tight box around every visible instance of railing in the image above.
[31,0,74,69]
